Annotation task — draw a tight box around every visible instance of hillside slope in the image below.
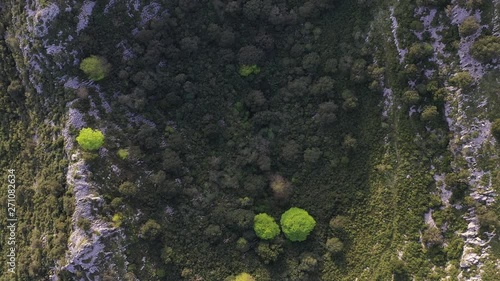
[0,0,498,280]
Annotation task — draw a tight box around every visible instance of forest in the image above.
[0,0,499,280]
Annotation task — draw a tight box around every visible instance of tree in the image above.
[238,45,264,65]
[341,90,358,111]
[302,52,320,72]
[407,42,434,63]
[459,16,480,37]
[329,215,348,230]
[449,71,473,88]
[304,147,322,163]
[270,174,292,200]
[79,55,111,81]
[254,213,280,240]
[326,237,344,253]
[139,219,162,240]
[76,128,104,151]
[422,226,443,247]
[421,105,439,122]
[239,65,261,77]
[117,149,129,159]
[311,76,334,96]
[280,207,316,241]
[402,90,421,105]
[491,118,500,141]
[245,90,267,112]
[317,102,338,125]
[233,272,256,281]
[119,181,136,197]
[471,36,500,63]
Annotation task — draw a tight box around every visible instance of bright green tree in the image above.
[117,148,129,159]
[80,55,111,81]
[254,213,280,240]
[239,64,260,77]
[280,207,316,242]
[76,128,104,151]
[233,272,256,281]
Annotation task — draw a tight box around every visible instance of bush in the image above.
[234,272,256,281]
[254,213,280,240]
[280,207,316,241]
[79,55,111,81]
[471,36,500,63]
[76,128,105,151]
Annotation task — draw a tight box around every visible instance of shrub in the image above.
[471,36,500,63]
[76,128,105,151]
[79,55,111,81]
[234,272,256,281]
[254,213,280,240]
[280,207,316,241]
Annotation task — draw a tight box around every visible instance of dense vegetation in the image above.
[0,0,499,280]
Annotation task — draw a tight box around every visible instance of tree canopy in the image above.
[280,207,316,242]
[76,128,105,151]
[254,213,280,240]
[79,55,111,81]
